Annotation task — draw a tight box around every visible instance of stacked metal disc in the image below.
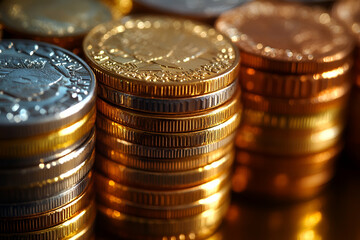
[83,15,241,239]
[0,0,113,53]
[216,1,355,200]
[332,0,360,163]
[0,40,96,238]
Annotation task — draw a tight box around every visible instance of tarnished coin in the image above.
[0,40,96,139]
[216,1,354,74]
[134,0,250,20]
[0,0,112,49]
[84,15,239,98]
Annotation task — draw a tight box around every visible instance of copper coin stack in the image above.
[0,40,96,239]
[83,15,241,239]
[332,0,360,163]
[0,0,113,53]
[216,1,355,200]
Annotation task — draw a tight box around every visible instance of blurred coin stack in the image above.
[216,1,354,200]
[332,0,360,163]
[0,40,96,239]
[0,0,113,53]
[83,15,241,239]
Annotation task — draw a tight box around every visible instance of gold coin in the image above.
[0,153,94,203]
[0,182,94,232]
[96,89,241,133]
[96,151,234,189]
[97,112,240,148]
[216,1,354,74]
[83,15,239,98]
[97,201,229,240]
[235,143,342,175]
[241,107,345,130]
[0,130,95,187]
[95,171,230,206]
[97,182,230,219]
[232,164,334,200]
[239,62,351,98]
[97,142,234,172]
[96,129,236,159]
[0,200,96,240]
[235,122,344,156]
[0,107,95,160]
[241,83,350,115]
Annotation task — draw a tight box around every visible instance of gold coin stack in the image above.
[0,0,114,53]
[0,40,96,239]
[332,0,360,163]
[83,15,241,239]
[216,1,355,200]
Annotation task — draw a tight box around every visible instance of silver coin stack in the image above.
[0,40,96,239]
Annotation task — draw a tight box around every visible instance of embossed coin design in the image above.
[216,1,354,74]
[84,15,239,98]
[0,40,96,139]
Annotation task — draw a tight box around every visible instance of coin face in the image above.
[216,1,354,72]
[0,0,112,37]
[0,40,96,138]
[84,15,239,97]
[135,0,250,18]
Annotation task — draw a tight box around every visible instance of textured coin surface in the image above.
[0,0,112,37]
[216,1,354,73]
[97,202,229,240]
[0,40,96,138]
[134,0,250,19]
[96,151,234,189]
[84,15,239,98]
[95,171,230,206]
[97,89,241,133]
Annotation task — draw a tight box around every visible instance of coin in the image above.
[0,200,96,240]
[97,142,234,172]
[96,112,240,148]
[239,62,351,98]
[96,151,234,189]
[83,15,239,98]
[96,89,241,133]
[97,130,236,159]
[241,83,350,115]
[0,40,96,139]
[98,79,238,113]
[97,182,230,219]
[94,171,230,206]
[235,122,344,156]
[0,171,92,217]
[0,183,94,232]
[216,1,354,74]
[0,0,112,50]
[241,107,345,130]
[97,201,229,240]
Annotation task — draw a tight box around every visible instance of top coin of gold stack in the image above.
[216,1,354,200]
[83,15,241,239]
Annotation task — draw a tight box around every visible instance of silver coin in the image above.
[0,0,112,37]
[98,80,238,113]
[135,0,251,18]
[0,171,92,217]
[0,40,96,139]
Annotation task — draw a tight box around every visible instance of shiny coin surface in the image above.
[84,15,239,98]
[97,89,241,133]
[0,40,96,139]
[216,1,354,74]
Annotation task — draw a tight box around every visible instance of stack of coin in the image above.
[332,0,360,163]
[83,15,241,239]
[216,1,354,200]
[0,0,113,53]
[0,40,96,239]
